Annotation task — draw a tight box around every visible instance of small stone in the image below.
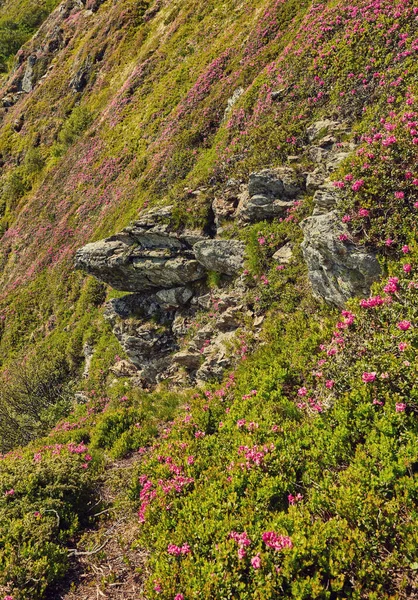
[272,243,293,264]
[155,287,193,308]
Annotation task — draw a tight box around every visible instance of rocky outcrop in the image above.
[301,211,381,307]
[193,240,245,275]
[238,167,303,223]
[74,118,383,385]
[74,207,208,291]
[76,206,251,386]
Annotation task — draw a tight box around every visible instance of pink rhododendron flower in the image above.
[297,387,307,396]
[402,245,410,254]
[362,372,376,383]
[262,531,293,551]
[251,554,261,569]
[325,380,335,389]
[358,208,369,217]
[403,264,412,273]
[397,320,411,331]
[398,342,408,351]
[154,581,162,593]
[352,179,364,192]
[174,595,185,600]
[383,277,399,294]
[394,191,404,199]
[395,403,406,413]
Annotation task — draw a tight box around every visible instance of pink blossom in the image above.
[403,263,411,273]
[398,342,408,351]
[4,489,15,497]
[352,180,365,192]
[394,191,405,199]
[297,387,307,397]
[397,320,411,331]
[154,581,162,593]
[395,403,406,413]
[362,372,376,383]
[402,245,410,254]
[262,531,293,551]
[358,208,369,217]
[342,214,351,223]
[383,277,399,294]
[174,595,185,600]
[325,380,335,389]
[251,554,261,569]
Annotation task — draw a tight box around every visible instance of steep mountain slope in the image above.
[0,0,418,598]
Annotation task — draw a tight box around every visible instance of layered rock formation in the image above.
[75,207,249,386]
[75,119,382,384]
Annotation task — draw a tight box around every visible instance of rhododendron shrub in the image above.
[0,442,99,598]
[127,263,418,598]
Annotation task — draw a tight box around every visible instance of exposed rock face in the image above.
[21,55,37,93]
[74,210,207,291]
[238,167,303,223]
[75,206,252,386]
[104,293,178,384]
[70,57,92,92]
[301,211,381,307]
[193,240,245,275]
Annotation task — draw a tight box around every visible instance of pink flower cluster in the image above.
[262,531,293,551]
[167,543,191,556]
[237,443,275,469]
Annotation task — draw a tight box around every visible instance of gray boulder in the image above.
[238,167,303,223]
[301,211,381,307]
[74,227,205,292]
[193,240,245,275]
[155,287,193,308]
[306,119,341,142]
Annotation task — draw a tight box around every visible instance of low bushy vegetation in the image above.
[0,0,417,598]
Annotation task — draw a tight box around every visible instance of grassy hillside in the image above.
[0,0,417,598]
[0,0,60,73]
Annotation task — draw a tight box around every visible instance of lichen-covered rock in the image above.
[238,167,303,223]
[155,287,193,308]
[74,233,205,292]
[301,211,381,307]
[21,55,37,93]
[306,119,341,142]
[104,293,178,384]
[193,240,245,275]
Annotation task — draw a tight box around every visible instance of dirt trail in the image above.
[47,454,148,600]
